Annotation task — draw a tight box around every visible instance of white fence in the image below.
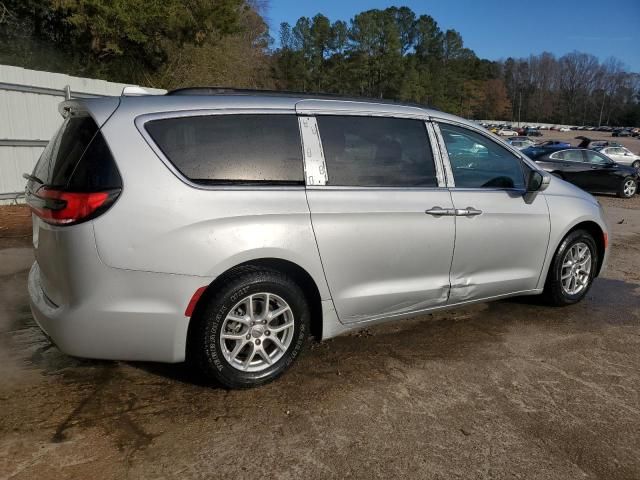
[0,65,164,203]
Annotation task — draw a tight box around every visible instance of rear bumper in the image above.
[28,261,211,363]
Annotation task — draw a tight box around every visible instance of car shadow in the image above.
[126,276,640,389]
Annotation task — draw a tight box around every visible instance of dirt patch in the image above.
[0,205,32,248]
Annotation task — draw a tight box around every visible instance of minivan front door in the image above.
[435,121,551,303]
[300,113,455,324]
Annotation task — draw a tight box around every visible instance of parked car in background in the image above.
[527,148,638,198]
[522,144,570,158]
[538,140,572,148]
[524,128,543,137]
[575,137,623,149]
[559,127,571,132]
[612,129,632,137]
[595,146,640,169]
[25,90,611,388]
[497,128,518,136]
[509,139,536,150]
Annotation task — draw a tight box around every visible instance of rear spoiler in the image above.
[58,98,121,128]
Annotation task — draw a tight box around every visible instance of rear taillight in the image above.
[27,188,120,226]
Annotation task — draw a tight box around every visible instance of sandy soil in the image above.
[0,196,639,480]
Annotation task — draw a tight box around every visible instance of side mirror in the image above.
[526,170,550,192]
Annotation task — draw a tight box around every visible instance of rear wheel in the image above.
[618,177,637,198]
[189,268,310,388]
[543,230,598,306]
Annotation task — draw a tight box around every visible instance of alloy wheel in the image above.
[219,293,295,372]
[623,179,637,197]
[560,242,592,296]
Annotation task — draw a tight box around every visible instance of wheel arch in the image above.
[556,220,606,277]
[186,258,324,356]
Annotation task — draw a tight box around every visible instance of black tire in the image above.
[618,176,637,198]
[542,229,598,306]
[632,160,640,170]
[189,267,310,389]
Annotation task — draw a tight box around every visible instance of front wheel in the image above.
[543,230,598,306]
[189,268,310,388]
[618,177,637,198]
[632,160,640,170]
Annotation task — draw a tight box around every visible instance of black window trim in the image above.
[432,118,531,192]
[136,109,307,191]
[308,114,447,190]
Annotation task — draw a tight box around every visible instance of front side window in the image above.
[583,150,610,165]
[438,123,525,189]
[145,114,303,185]
[316,116,437,187]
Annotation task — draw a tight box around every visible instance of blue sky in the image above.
[264,0,640,72]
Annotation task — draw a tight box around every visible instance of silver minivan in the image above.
[26,89,610,388]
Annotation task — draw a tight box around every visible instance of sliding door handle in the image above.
[425,206,455,216]
[456,207,483,217]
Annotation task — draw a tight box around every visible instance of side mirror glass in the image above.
[527,170,544,192]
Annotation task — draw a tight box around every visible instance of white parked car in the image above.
[559,127,571,132]
[497,128,518,136]
[597,146,640,169]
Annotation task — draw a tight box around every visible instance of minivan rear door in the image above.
[298,107,455,324]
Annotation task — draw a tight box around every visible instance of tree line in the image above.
[1,1,638,126]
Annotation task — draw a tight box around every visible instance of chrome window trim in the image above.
[425,121,447,188]
[305,185,450,192]
[430,121,456,187]
[432,117,533,190]
[135,109,306,191]
[298,116,328,186]
[293,109,429,121]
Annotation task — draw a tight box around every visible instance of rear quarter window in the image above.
[32,114,121,191]
[34,115,98,187]
[144,114,304,185]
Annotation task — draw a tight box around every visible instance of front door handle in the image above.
[456,207,483,217]
[425,206,456,216]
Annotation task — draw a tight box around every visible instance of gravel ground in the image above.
[0,196,639,480]
[502,129,640,153]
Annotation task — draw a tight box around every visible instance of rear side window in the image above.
[551,150,583,162]
[32,115,121,190]
[316,116,437,187]
[145,114,304,185]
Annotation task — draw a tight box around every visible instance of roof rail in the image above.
[165,86,436,110]
[121,86,156,96]
[167,87,344,98]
